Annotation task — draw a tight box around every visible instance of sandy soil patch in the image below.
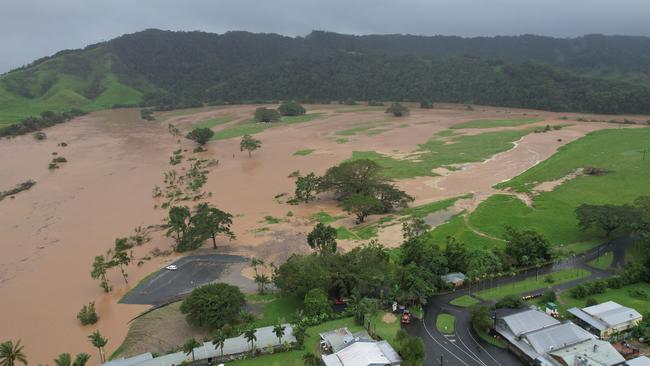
[381,312,397,324]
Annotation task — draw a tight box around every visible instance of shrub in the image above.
[583,166,607,176]
[48,163,59,170]
[254,107,281,122]
[495,295,525,309]
[186,127,214,145]
[33,131,47,140]
[385,103,410,117]
[52,156,67,163]
[607,276,624,289]
[585,297,598,306]
[140,108,155,121]
[303,288,331,317]
[277,101,306,116]
[420,99,433,109]
[368,100,384,106]
[77,302,99,325]
[540,291,557,303]
[341,99,357,105]
[629,289,648,299]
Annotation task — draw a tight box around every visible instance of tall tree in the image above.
[180,283,246,329]
[240,134,262,158]
[192,203,235,249]
[87,331,108,363]
[211,330,226,359]
[111,250,131,284]
[576,203,638,237]
[182,338,201,362]
[0,340,27,366]
[54,353,90,366]
[307,223,337,254]
[243,328,257,352]
[342,194,383,223]
[90,255,111,292]
[504,227,552,267]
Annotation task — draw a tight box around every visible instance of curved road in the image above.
[406,236,632,366]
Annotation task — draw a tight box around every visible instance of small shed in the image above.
[441,272,466,287]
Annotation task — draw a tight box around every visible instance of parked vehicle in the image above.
[165,265,178,270]
[401,310,411,324]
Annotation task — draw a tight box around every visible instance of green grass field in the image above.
[191,116,234,129]
[436,314,456,334]
[451,117,543,129]
[212,113,324,140]
[293,149,314,156]
[229,317,364,366]
[247,294,302,328]
[350,129,532,179]
[421,214,504,250]
[399,194,472,218]
[475,268,591,300]
[449,295,480,308]
[587,251,614,270]
[311,211,345,225]
[558,283,650,315]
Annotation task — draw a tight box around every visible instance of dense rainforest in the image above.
[3,29,650,124]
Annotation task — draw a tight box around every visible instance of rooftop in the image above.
[321,340,401,366]
[627,356,650,366]
[549,339,625,366]
[500,309,560,337]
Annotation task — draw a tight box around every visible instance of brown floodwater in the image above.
[0,104,636,363]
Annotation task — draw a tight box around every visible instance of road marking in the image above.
[466,328,501,366]
[422,318,472,366]
[453,330,488,366]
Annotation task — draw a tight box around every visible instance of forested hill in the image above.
[3,29,650,124]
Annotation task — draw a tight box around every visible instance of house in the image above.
[568,301,642,338]
[496,309,626,366]
[320,328,401,366]
[441,272,466,288]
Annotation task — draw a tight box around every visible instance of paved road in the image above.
[120,254,248,305]
[409,236,633,366]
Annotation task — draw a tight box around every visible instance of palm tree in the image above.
[87,331,108,363]
[211,330,226,360]
[182,338,201,362]
[302,352,320,366]
[0,340,27,366]
[72,353,91,366]
[272,323,286,345]
[243,328,257,352]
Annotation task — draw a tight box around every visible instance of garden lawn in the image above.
[475,268,591,300]
[422,215,504,250]
[450,118,543,129]
[450,295,480,308]
[368,312,402,349]
[350,129,532,179]
[229,317,364,366]
[436,314,456,334]
[557,283,650,315]
[247,294,302,328]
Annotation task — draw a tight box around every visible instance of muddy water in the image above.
[0,104,632,364]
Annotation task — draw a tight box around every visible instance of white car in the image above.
[165,265,178,270]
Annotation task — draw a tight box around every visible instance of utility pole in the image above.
[439,355,443,366]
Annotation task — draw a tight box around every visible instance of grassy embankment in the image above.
[450,117,543,129]
[557,283,650,316]
[211,113,324,140]
[474,268,591,300]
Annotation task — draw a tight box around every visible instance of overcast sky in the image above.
[2,0,650,73]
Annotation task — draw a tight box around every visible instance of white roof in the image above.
[321,341,401,366]
[501,309,560,336]
[582,301,642,327]
[628,356,650,366]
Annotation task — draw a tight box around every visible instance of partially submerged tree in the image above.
[420,99,433,109]
[0,340,27,366]
[277,101,306,116]
[87,330,108,364]
[192,203,235,249]
[90,255,112,293]
[342,194,383,223]
[307,223,338,254]
[240,134,262,158]
[254,107,280,122]
[186,127,214,145]
[385,102,410,117]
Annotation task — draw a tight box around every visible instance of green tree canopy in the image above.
[307,223,338,254]
[254,107,280,122]
[180,283,246,329]
[303,288,331,317]
[240,134,262,158]
[385,102,410,117]
[186,127,214,145]
[504,227,552,267]
[0,340,27,366]
[576,203,638,237]
[192,203,235,249]
[342,194,383,223]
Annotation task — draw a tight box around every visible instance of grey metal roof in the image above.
[523,322,594,354]
[549,339,625,366]
[101,353,153,366]
[377,340,402,363]
[501,309,560,336]
[322,354,344,366]
[320,327,356,352]
[568,307,608,331]
[628,356,650,366]
[441,272,466,283]
[112,324,295,366]
[580,301,642,327]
